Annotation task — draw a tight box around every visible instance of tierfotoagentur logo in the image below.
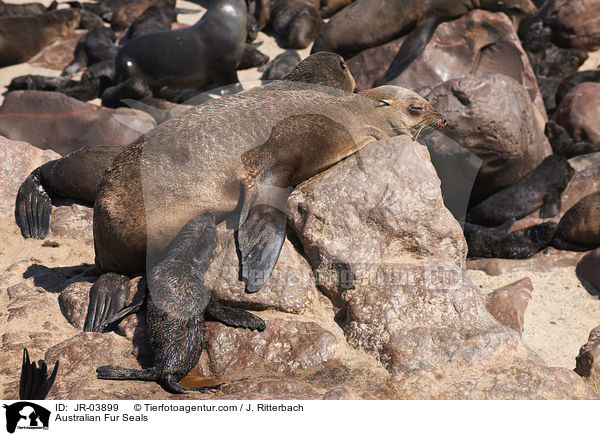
[3,402,51,433]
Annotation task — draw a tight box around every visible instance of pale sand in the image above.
[0,1,599,373]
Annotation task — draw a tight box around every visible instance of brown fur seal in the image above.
[115,0,247,90]
[311,0,537,74]
[552,191,600,251]
[0,8,80,67]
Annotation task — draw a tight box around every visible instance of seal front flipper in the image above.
[15,168,52,239]
[237,181,291,294]
[83,273,129,333]
[19,348,59,400]
[539,192,561,218]
[382,15,441,83]
[206,299,266,331]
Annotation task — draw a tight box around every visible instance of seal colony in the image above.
[311,0,537,80]
[14,54,445,392]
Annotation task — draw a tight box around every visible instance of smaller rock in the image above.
[575,325,600,396]
[485,278,533,333]
[58,282,92,329]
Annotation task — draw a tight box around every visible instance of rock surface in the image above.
[485,278,533,333]
[420,74,552,206]
[575,324,600,395]
[0,135,60,217]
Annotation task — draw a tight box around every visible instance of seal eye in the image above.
[409,104,424,114]
[340,61,347,70]
[378,99,392,106]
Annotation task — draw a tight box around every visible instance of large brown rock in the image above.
[346,10,546,121]
[550,0,600,51]
[421,74,552,206]
[575,324,600,395]
[0,91,155,155]
[288,135,594,399]
[288,135,465,306]
[554,82,600,143]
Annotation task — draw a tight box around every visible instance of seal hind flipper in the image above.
[206,299,266,331]
[15,168,52,239]
[83,273,129,333]
[383,15,441,83]
[19,348,59,400]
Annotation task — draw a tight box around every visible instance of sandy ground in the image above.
[0,1,599,374]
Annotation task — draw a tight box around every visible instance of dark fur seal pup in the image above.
[118,4,177,45]
[9,60,116,102]
[115,0,247,91]
[311,0,537,67]
[464,219,558,259]
[101,78,152,108]
[268,0,321,49]
[260,49,300,80]
[552,192,600,251]
[546,120,600,158]
[468,154,574,226]
[0,8,81,67]
[238,43,269,70]
[63,27,117,76]
[19,348,59,400]
[96,213,265,393]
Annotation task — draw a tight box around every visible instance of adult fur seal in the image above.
[311,0,537,75]
[0,8,81,67]
[115,0,247,91]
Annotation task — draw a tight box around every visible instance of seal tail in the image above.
[97,365,160,381]
[15,168,52,239]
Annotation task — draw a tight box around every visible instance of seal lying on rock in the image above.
[467,154,574,226]
[17,55,444,392]
[18,54,431,392]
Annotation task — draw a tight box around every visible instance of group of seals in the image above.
[312,0,537,79]
[15,53,445,392]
